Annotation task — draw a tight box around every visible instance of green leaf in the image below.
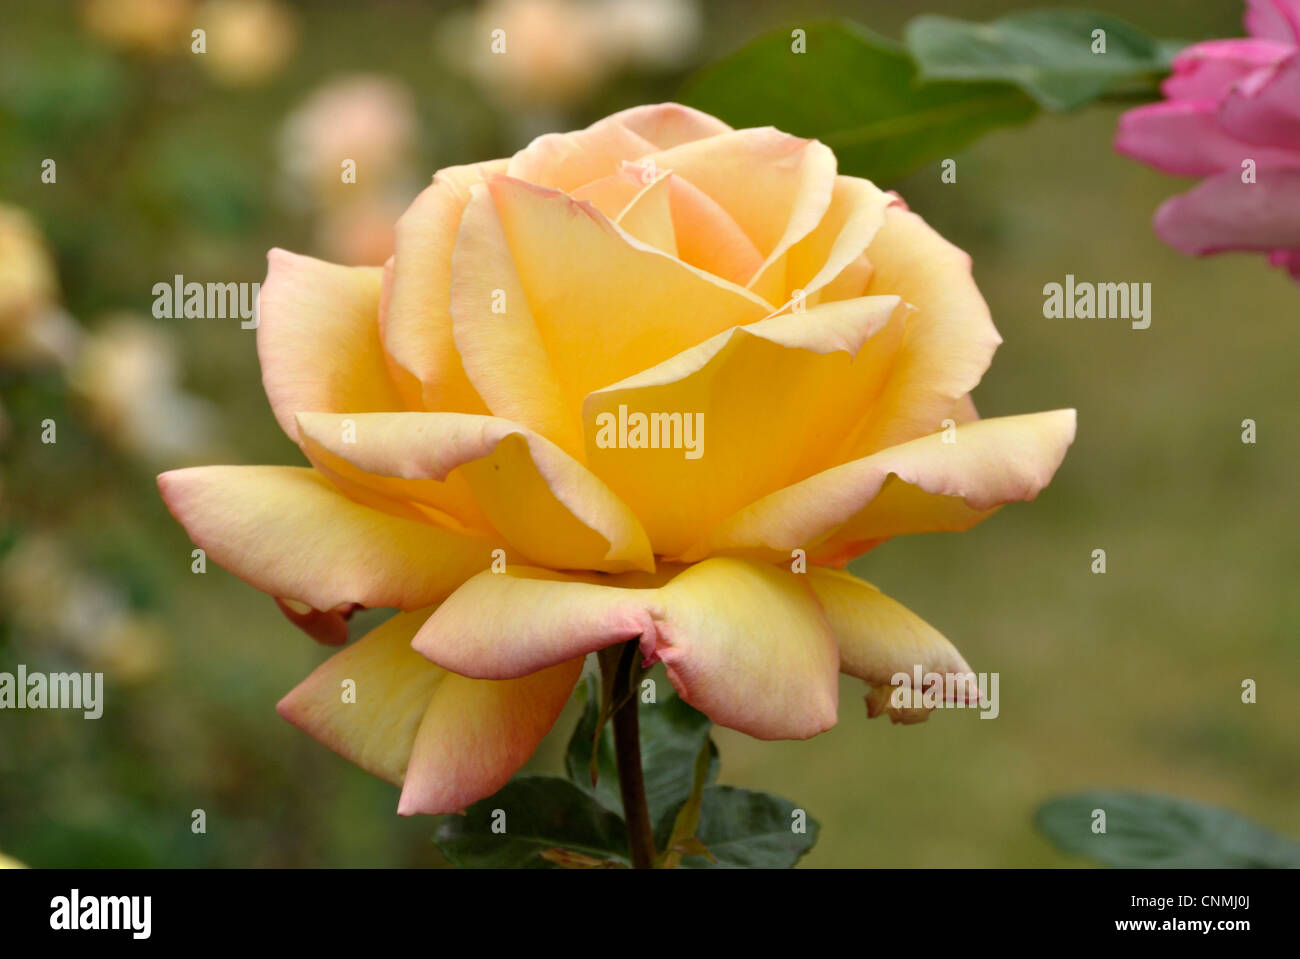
[1036,791,1300,868]
[434,775,630,869]
[678,786,819,869]
[682,20,1036,185]
[657,738,715,868]
[565,673,720,831]
[906,10,1173,111]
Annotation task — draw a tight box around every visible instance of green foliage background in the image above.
[1,0,1295,867]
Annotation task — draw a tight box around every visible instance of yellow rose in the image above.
[159,104,1075,815]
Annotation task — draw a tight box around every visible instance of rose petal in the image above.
[606,102,733,150]
[257,250,405,443]
[1154,167,1300,254]
[1116,99,1298,176]
[581,296,909,557]
[413,557,839,740]
[384,161,505,413]
[1268,246,1300,278]
[508,103,731,192]
[806,567,976,723]
[644,128,837,290]
[645,557,839,740]
[296,411,654,573]
[614,170,678,256]
[275,597,355,646]
[1219,50,1300,150]
[507,115,656,193]
[664,175,764,286]
[778,175,896,308]
[399,655,583,815]
[1162,38,1294,100]
[449,176,770,454]
[277,609,445,786]
[276,608,583,815]
[683,410,1077,565]
[1245,0,1300,43]
[157,466,488,610]
[846,206,1003,458]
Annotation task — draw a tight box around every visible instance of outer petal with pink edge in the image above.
[807,567,977,724]
[276,608,583,815]
[157,466,488,611]
[506,103,730,192]
[413,558,840,740]
[682,409,1077,565]
[257,251,406,443]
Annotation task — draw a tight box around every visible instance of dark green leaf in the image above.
[906,10,1172,111]
[657,738,714,868]
[1036,791,1300,868]
[682,20,1036,185]
[679,786,819,869]
[434,775,629,869]
[565,673,720,831]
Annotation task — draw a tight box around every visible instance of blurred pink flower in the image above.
[1115,0,1300,281]
[277,75,419,207]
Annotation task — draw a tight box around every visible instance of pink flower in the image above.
[1115,0,1300,281]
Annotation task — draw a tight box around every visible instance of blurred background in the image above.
[0,0,1295,867]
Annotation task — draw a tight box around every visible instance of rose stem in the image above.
[609,638,656,869]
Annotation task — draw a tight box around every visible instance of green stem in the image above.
[607,639,655,869]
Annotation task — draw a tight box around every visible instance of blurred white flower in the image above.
[0,534,167,684]
[598,0,701,69]
[441,0,701,109]
[69,314,218,464]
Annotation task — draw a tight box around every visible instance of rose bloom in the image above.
[1116,0,1300,280]
[159,104,1075,815]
